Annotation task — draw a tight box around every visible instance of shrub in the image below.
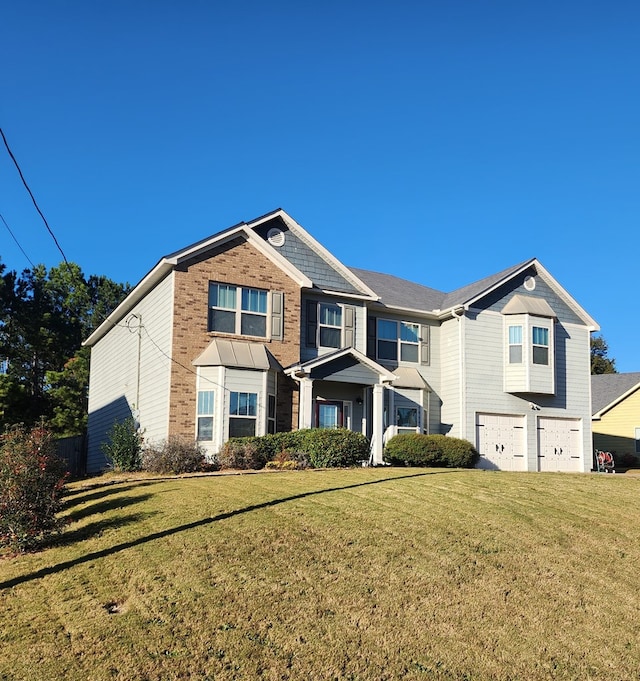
[0,425,68,552]
[384,433,479,468]
[101,417,143,472]
[141,436,207,474]
[217,429,369,470]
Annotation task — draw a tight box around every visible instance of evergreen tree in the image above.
[591,334,617,375]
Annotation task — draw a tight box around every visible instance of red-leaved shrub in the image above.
[0,425,68,552]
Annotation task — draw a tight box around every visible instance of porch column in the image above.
[298,377,314,430]
[371,383,385,465]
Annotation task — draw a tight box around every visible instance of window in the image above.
[319,303,342,348]
[397,407,419,433]
[532,326,549,365]
[316,401,343,429]
[377,319,420,363]
[635,427,640,455]
[508,325,523,363]
[196,390,215,441]
[229,391,258,438]
[208,283,267,337]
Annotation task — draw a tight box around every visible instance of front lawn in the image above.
[1,468,639,680]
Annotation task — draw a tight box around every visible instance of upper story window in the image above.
[508,325,523,363]
[208,283,268,337]
[319,303,342,348]
[377,319,420,363]
[306,300,355,350]
[532,326,549,365]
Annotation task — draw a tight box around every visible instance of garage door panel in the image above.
[537,417,582,472]
[476,413,526,471]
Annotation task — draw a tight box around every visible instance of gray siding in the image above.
[86,273,174,472]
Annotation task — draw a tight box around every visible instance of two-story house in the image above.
[84,209,598,474]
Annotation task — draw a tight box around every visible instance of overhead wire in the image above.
[0,211,35,268]
[0,126,71,269]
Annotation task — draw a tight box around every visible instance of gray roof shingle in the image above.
[591,373,640,415]
[349,268,446,311]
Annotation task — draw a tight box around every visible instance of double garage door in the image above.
[476,413,582,472]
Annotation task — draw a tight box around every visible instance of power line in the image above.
[0,211,35,268]
[0,126,70,268]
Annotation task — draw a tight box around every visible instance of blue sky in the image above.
[1,1,638,371]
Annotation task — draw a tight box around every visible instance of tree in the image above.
[591,334,617,375]
[0,260,130,434]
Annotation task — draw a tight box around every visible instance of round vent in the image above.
[524,275,536,291]
[267,227,285,247]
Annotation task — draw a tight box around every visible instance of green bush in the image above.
[0,425,68,552]
[101,417,143,472]
[384,433,479,468]
[141,436,208,474]
[218,429,369,470]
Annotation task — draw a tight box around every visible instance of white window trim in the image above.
[377,318,420,364]
[208,282,269,338]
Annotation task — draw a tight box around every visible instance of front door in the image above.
[316,401,343,429]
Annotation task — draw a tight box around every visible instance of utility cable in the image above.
[0,211,35,268]
[0,126,70,268]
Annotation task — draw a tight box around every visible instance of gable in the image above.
[469,268,587,327]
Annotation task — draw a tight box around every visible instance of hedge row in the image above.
[218,429,370,470]
[384,433,479,468]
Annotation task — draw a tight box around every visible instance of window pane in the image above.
[247,393,257,416]
[378,319,397,341]
[319,326,341,348]
[209,309,236,333]
[532,327,548,346]
[268,394,276,419]
[533,346,549,365]
[509,346,523,363]
[241,313,266,336]
[400,322,419,343]
[378,339,397,361]
[509,325,522,344]
[397,407,418,428]
[230,392,257,416]
[400,343,419,362]
[229,418,256,438]
[197,390,214,416]
[197,416,213,441]
[241,288,267,313]
[209,283,236,309]
[319,303,341,326]
[318,403,339,429]
[635,428,640,454]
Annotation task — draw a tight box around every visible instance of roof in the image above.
[391,367,431,390]
[192,339,281,371]
[349,268,446,312]
[591,372,640,417]
[501,294,557,318]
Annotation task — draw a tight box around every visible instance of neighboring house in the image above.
[591,372,640,466]
[84,208,598,474]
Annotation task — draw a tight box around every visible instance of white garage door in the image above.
[537,417,582,472]
[476,413,526,471]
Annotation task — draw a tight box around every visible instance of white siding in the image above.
[439,316,462,438]
[86,273,174,472]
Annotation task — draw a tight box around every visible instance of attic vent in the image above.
[524,275,536,291]
[267,227,285,247]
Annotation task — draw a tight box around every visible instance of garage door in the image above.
[537,417,582,472]
[476,413,526,471]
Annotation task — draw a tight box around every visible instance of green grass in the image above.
[1,468,640,680]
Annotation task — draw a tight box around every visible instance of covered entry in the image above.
[476,412,526,471]
[537,416,582,472]
[286,347,396,464]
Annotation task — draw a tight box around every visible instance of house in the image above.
[84,208,598,474]
[591,372,640,467]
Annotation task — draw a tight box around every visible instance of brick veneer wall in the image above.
[168,236,301,439]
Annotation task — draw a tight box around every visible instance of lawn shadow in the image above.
[62,480,168,509]
[63,493,158,523]
[1,470,454,590]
